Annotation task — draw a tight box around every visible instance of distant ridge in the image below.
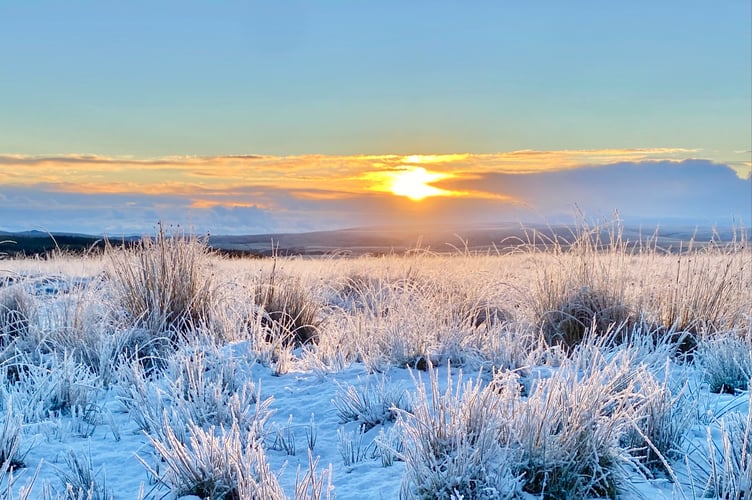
[1,223,747,258]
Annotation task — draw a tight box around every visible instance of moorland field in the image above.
[0,222,750,499]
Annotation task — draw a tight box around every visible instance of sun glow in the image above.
[390,167,451,201]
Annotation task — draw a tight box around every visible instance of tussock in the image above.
[106,226,215,343]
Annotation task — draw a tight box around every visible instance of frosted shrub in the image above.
[397,366,519,499]
[253,270,322,347]
[2,353,99,423]
[691,406,752,499]
[332,375,410,431]
[510,349,643,498]
[697,332,752,394]
[0,285,33,345]
[622,363,692,473]
[143,418,284,500]
[0,401,28,470]
[106,227,215,341]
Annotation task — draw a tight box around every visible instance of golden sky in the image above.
[1,149,749,234]
[2,147,734,203]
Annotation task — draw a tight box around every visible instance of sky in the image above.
[0,1,750,235]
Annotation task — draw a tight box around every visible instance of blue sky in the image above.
[0,1,750,234]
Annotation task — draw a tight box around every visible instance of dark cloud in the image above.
[437,160,751,223]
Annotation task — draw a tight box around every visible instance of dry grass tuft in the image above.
[106,226,215,343]
[253,264,321,347]
[0,285,33,346]
[531,219,633,351]
[541,285,631,350]
[143,417,284,500]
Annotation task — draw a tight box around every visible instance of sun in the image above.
[390,167,449,201]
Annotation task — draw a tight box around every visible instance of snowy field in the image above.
[0,226,750,499]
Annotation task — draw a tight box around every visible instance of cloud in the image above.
[0,151,748,233]
[437,159,751,223]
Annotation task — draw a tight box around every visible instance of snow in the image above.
[1,248,749,499]
[8,347,748,499]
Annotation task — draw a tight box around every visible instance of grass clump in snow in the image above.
[2,352,99,423]
[622,362,692,474]
[0,285,33,347]
[531,219,633,351]
[54,448,112,500]
[655,247,749,335]
[642,238,751,357]
[106,225,215,343]
[332,374,410,431]
[116,342,271,438]
[696,331,752,394]
[0,402,28,471]
[689,399,752,499]
[253,265,322,348]
[397,364,519,499]
[510,347,646,499]
[142,417,284,500]
[540,285,631,351]
[42,283,141,388]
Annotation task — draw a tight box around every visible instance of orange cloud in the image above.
[190,200,270,209]
[0,148,722,209]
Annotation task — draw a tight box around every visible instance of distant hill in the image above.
[0,231,139,257]
[1,223,747,258]
[208,223,749,256]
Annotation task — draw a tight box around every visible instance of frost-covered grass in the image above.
[0,223,749,499]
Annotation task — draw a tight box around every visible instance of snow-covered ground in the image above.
[0,234,750,499]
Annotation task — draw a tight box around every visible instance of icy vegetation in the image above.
[0,222,749,499]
